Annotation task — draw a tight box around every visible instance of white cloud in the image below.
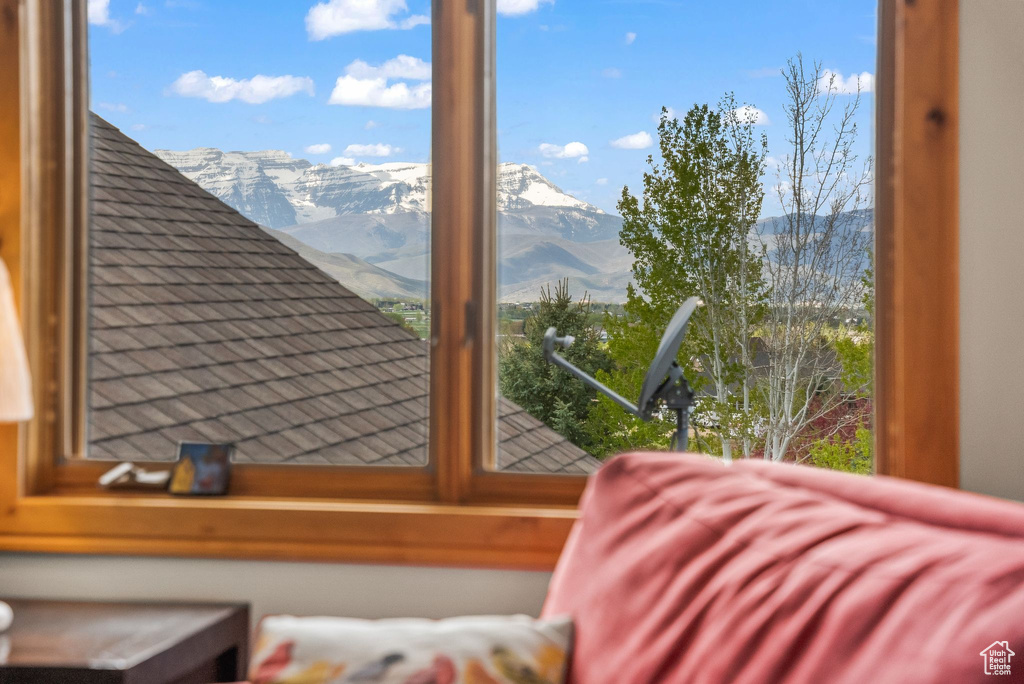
[130,123,147,131]
[365,120,379,129]
[329,75,431,109]
[818,69,874,95]
[88,0,127,31]
[610,131,653,150]
[88,0,110,23]
[329,56,431,109]
[497,0,553,16]
[169,71,314,104]
[732,105,770,126]
[343,143,399,157]
[345,55,430,81]
[400,15,430,28]
[539,141,589,163]
[306,0,428,40]
[595,178,608,186]
[135,2,152,15]
[98,102,129,113]
[330,156,356,166]
[304,143,332,155]
[602,68,622,79]
[625,31,636,45]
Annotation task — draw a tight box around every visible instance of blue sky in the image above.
[88,0,877,216]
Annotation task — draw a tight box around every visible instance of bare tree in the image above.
[722,98,769,459]
[757,54,873,462]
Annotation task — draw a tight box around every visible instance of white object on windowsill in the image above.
[0,601,12,633]
[0,257,33,423]
[99,462,172,489]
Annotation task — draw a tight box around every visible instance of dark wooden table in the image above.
[0,599,249,684]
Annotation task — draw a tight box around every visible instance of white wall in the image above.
[959,0,1024,501]
[0,553,552,625]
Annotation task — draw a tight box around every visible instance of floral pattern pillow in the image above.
[249,613,573,684]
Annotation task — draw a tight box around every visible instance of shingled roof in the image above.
[87,114,599,474]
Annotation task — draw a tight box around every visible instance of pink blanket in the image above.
[543,453,1024,683]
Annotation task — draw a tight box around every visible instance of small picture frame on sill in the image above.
[169,442,234,496]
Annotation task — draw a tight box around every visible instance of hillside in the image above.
[262,227,428,301]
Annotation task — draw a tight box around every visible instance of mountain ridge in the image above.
[155,148,612,230]
[155,146,632,301]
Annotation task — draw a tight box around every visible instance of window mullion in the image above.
[430,0,496,503]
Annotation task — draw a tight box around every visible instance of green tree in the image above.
[499,279,612,451]
[808,427,872,474]
[385,312,419,337]
[824,249,875,471]
[584,315,675,457]
[589,98,768,459]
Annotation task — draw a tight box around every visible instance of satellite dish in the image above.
[543,296,701,451]
[637,297,700,420]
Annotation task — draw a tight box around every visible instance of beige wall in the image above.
[0,553,551,624]
[959,0,1024,501]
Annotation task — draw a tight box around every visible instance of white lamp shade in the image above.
[0,257,33,422]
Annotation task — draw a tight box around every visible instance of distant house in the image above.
[87,114,599,475]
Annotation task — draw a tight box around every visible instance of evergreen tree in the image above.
[499,279,612,451]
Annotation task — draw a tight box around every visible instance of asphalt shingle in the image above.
[86,113,600,474]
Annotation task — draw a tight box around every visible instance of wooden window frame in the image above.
[874,0,959,488]
[0,0,957,569]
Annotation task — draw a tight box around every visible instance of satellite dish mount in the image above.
[543,297,700,451]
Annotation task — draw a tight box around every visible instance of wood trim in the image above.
[474,0,498,475]
[0,1,19,314]
[875,0,960,487]
[65,0,89,463]
[0,1,22,508]
[0,533,568,570]
[468,471,588,507]
[20,0,69,495]
[52,461,438,501]
[431,0,496,503]
[0,495,576,569]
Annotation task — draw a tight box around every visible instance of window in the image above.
[85,2,434,468]
[79,2,591,480]
[0,0,959,567]
[492,3,877,475]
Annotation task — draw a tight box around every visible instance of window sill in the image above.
[0,490,578,569]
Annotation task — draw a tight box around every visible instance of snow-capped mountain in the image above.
[155,147,630,301]
[155,149,432,227]
[155,148,616,235]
